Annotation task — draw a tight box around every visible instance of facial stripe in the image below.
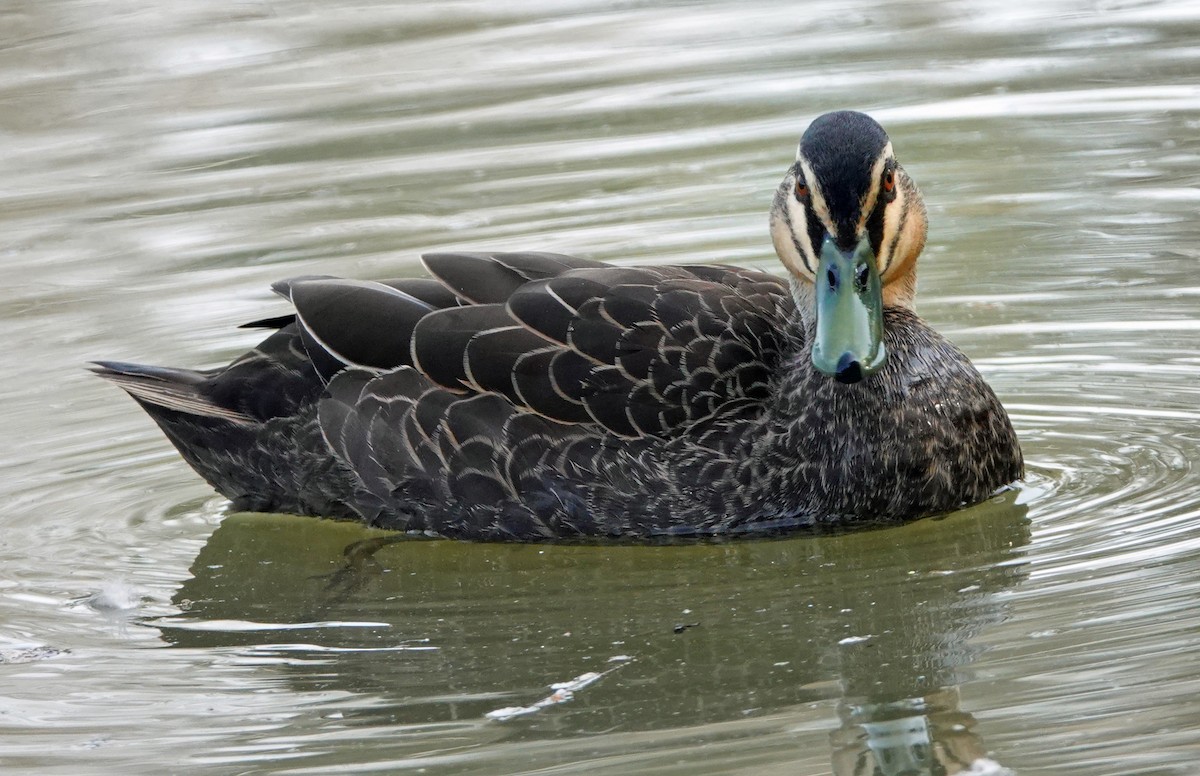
[866,190,887,268]
[770,181,811,280]
[883,182,909,277]
[856,143,893,234]
[778,187,806,272]
[797,158,834,236]
[789,185,819,275]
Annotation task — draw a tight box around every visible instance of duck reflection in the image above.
[814,498,1025,775]
[158,492,1027,772]
[831,688,1005,776]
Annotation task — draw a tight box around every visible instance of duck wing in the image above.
[296,252,792,534]
[302,252,792,436]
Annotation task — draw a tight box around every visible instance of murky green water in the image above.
[2,1,1199,773]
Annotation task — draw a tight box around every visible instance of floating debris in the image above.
[837,634,873,646]
[0,646,69,664]
[485,660,632,721]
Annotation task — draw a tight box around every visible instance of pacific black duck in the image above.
[95,111,1022,540]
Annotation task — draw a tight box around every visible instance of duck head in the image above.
[769,111,928,384]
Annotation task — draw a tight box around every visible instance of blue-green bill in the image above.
[811,234,888,383]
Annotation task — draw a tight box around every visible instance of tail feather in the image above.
[90,361,256,425]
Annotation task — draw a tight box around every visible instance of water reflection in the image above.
[157,494,1028,772]
[832,689,1003,776]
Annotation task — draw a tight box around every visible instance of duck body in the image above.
[96,112,1022,540]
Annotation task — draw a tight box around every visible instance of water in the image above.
[2,0,1199,773]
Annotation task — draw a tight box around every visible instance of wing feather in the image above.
[296,254,794,524]
[288,278,432,381]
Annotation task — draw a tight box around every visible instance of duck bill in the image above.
[811,234,888,384]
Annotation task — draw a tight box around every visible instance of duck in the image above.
[95,110,1023,540]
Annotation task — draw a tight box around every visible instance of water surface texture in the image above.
[3,1,1199,773]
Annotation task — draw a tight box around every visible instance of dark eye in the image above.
[854,264,869,291]
[795,180,809,200]
[882,168,896,193]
